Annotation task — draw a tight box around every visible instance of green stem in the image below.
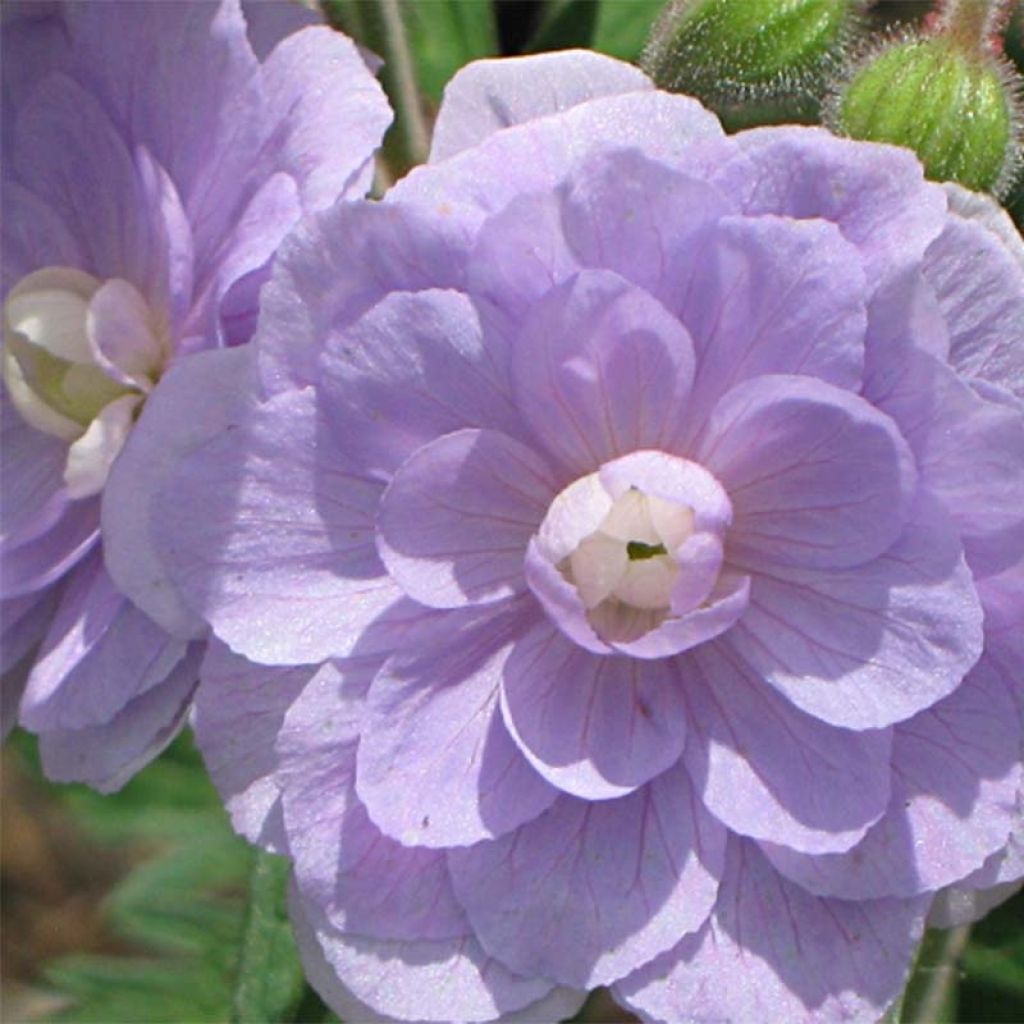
[902,925,972,1024]
[379,0,431,168]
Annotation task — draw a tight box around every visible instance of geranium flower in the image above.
[152,52,1022,1022]
[0,0,391,784]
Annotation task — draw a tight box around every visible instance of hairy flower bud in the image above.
[643,0,858,127]
[831,1,1023,196]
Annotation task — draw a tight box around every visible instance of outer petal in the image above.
[279,662,469,943]
[38,642,200,792]
[0,180,81,293]
[192,638,316,852]
[430,49,651,162]
[20,550,187,730]
[1,587,59,675]
[676,214,867,428]
[500,620,689,799]
[512,269,697,477]
[355,602,559,848]
[697,374,916,570]
[318,289,520,481]
[924,186,1024,399]
[103,346,257,639]
[157,386,399,665]
[763,651,1022,899]
[723,126,948,288]
[683,641,892,854]
[448,762,726,989]
[391,90,724,235]
[728,493,984,728]
[289,888,564,1024]
[616,839,928,1024]
[377,429,556,609]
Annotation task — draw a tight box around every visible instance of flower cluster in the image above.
[2,8,1022,1023]
[0,0,390,786]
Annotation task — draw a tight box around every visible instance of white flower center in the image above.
[3,267,167,498]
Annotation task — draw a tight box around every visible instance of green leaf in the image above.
[592,0,665,62]
[231,851,306,1024]
[525,0,600,53]
[958,889,1024,1022]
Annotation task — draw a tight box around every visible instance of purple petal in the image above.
[697,374,916,570]
[319,288,520,481]
[192,638,317,852]
[676,214,867,428]
[558,148,734,308]
[512,269,697,477]
[377,429,556,608]
[21,550,187,730]
[615,839,928,1024]
[684,641,892,854]
[763,650,1022,898]
[279,663,469,942]
[289,887,561,1024]
[102,346,256,639]
[500,620,689,799]
[725,126,948,288]
[1,180,81,293]
[242,0,320,60]
[1,587,59,676]
[157,386,400,665]
[431,50,651,162]
[448,762,726,988]
[924,188,1024,399]
[729,493,984,728]
[38,642,200,792]
[256,200,469,395]
[355,602,559,848]
[391,91,724,236]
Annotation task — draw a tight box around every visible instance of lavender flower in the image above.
[158,52,1022,1022]
[0,0,391,785]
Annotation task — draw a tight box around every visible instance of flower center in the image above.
[527,450,735,649]
[3,267,168,498]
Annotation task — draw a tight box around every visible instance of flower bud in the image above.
[832,1,1022,196]
[643,0,858,127]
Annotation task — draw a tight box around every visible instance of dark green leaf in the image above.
[526,0,600,53]
[592,0,665,62]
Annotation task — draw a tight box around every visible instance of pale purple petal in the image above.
[675,214,867,428]
[725,126,948,288]
[242,0,320,60]
[289,887,559,1024]
[697,374,916,570]
[500,620,689,799]
[431,50,651,162]
[192,638,317,852]
[157,386,400,665]
[616,839,928,1024]
[38,642,200,792]
[512,269,697,477]
[318,288,520,481]
[103,346,257,638]
[763,651,1022,898]
[0,180,81,293]
[20,550,187,730]
[355,602,559,848]
[448,762,726,988]
[683,641,892,854]
[378,429,556,608]
[728,493,984,728]
[1,587,59,676]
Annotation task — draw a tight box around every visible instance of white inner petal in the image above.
[64,392,144,499]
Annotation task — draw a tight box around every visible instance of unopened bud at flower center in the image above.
[3,267,168,499]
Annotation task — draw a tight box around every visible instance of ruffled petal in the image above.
[512,269,697,477]
[157,386,399,665]
[697,374,916,570]
[684,641,892,854]
[500,620,689,799]
[448,762,726,989]
[356,602,558,848]
[431,49,651,162]
[615,839,928,1024]
[728,493,983,728]
[763,651,1022,898]
[377,429,555,608]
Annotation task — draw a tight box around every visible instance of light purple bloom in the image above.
[157,52,1022,1022]
[0,0,391,784]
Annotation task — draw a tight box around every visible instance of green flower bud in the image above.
[643,0,858,127]
[832,2,1022,196]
